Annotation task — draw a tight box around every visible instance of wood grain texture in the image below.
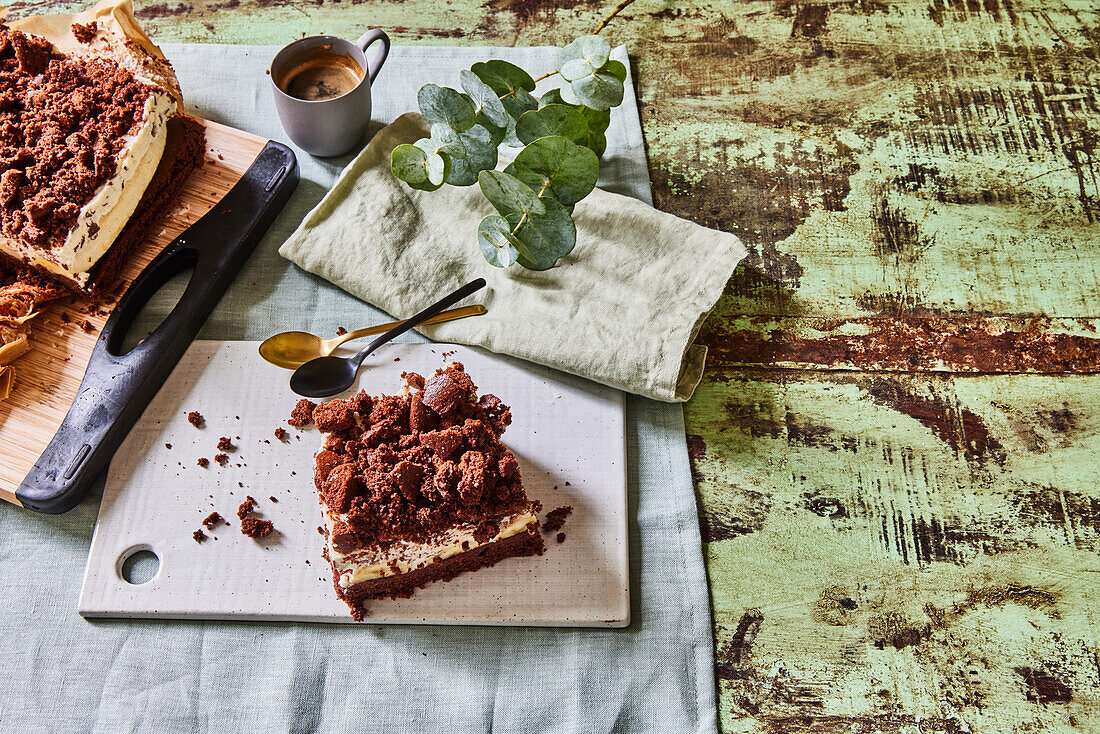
[0,120,265,504]
[3,0,1099,730]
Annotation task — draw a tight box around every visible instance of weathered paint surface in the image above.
[5,0,1099,730]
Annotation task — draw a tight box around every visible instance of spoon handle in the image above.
[328,305,487,352]
[351,278,488,367]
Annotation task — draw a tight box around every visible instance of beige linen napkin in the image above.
[280,113,746,402]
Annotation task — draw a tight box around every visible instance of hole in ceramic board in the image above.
[119,547,160,585]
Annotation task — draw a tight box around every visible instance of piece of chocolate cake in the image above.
[0,21,201,293]
[312,363,543,619]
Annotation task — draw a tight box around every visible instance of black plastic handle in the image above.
[16,141,299,514]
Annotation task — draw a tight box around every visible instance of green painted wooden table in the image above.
[8,0,1100,730]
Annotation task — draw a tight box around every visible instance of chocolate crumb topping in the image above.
[0,26,160,250]
[196,456,209,467]
[187,411,204,427]
[274,427,288,441]
[217,436,233,451]
[71,22,98,44]
[315,363,540,551]
[192,529,207,543]
[556,532,566,544]
[202,512,223,528]
[214,453,228,466]
[288,398,316,427]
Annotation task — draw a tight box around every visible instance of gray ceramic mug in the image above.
[270,30,390,157]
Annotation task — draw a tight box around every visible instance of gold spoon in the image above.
[259,304,486,370]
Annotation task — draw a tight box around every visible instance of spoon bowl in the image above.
[290,355,360,397]
[260,331,325,368]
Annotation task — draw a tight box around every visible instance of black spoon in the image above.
[290,278,487,398]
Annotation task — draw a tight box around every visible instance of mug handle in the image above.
[356,29,390,83]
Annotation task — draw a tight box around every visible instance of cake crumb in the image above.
[217,436,234,451]
[196,457,209,467]
[556,532,566,544]
[193,529,207,543]
[164,443,172,450]
[203,512,223,529]
[269,496,278,503]
[274,427,288,441]
[240,516,274,538]
[214,453,229,466]
[80,319,94,333]
[288,399,316,427]
[336,326,347,336]
[187,411,204,428]
[542,506,573,533]
[237,496,257,520]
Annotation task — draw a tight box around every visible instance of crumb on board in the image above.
[187,411,204,427]
[215,453,228,466]
[556,532,566,544]
[217,436,234,451]
[237,496,257,520]
[196,457,209,467]
[240,516,273,538]
[203,512,223,529]
[193,529,207,543]
[542,506,573,534]
[274,427,288,441]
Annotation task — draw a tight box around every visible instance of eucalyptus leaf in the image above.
[604,59,628,82]
[501,91,539,148]
[539,88,566,108]
[565,71,624,110]
[540,88,610,135]
[506,135,598,205]
[475,113,507,147]
[515,104,589,145]
[508,197,577,270]
[477,215,522,268]
[427,123,466,157]
[558,36,611,81]
[460,70,509,128]
[585,128,607,157]
[391,143,450,191]
[478,169,546,217]
[581,105,610,134]
[470,59,535,96]
[445,124,498,186]
[418,84,476,131]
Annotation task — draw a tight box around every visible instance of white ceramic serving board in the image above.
[80,341,629,627]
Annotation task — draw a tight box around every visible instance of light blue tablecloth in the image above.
[0,44,718,734]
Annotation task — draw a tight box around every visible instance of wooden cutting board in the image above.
[0,120,268,505]
[79,341,630,627]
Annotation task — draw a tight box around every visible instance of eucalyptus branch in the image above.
[510,180,553,236]
[392,0,630,269]
[592,0,636,35]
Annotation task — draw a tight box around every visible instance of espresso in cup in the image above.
[276,49,364,101]
[270,30,390,157]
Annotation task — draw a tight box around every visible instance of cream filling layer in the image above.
[0,91,174,286]
[326,511,538,590]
